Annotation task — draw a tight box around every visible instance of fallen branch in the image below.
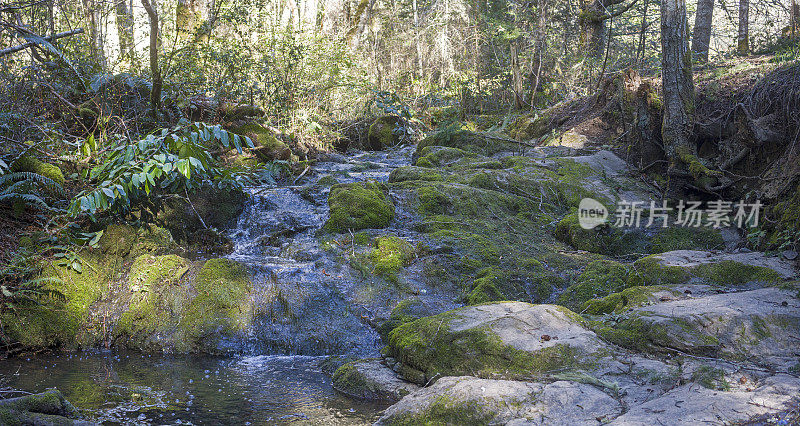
[0,28,84,57]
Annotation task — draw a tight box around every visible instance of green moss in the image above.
[179,258,252,347]
[229,123,289,161]
[592,315,671,353]
[580,286,672,315]
[115,255,193,350]
[388,167,443,183]
[691,260,783,286]
[650,227,724,252]
[324,181,395,233]
[316,175,338,187]
[677,146,721,179]
[692,366,730,390]
[98,224,138,256]
[387,309,581,384]
[384,395,496,426]
[554,212,647,255]
[3,250,123,349]
[331,362,373,398]
[377,298,428,341]
[466,275,507,305]
[627,256,692,287]
[10,155,65,185]
[369,236,416,283]
[507,113,551,141]
[413,146,478,168]
[416,129,519,158]
[558,260,630,310]
[367,116,401,150]
[417,186,451,215]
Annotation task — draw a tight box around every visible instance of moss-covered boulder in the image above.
[507,113,552,141]
[332,359,419,401]
[179,258,252,352]
[324,181,395,233]
[10,155,65,185]
[229,122,291,162]
[593,288,800,369]
[415,129,520,159]
[580,285,684,314]
[159,186,246,242]
[367,116,401,150]
[376,298,431,341]
[386,302,606,385]
[0,389,86,425]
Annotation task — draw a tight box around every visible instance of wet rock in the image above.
[386,302,607,384]
[367,116,402,151]
[332,359,419,401]
[375,377,622,425]
[651,250,797,280]
[0,389,96,425]
[609,374,800,425]
[323,181,395,233]
[595,287,800,370]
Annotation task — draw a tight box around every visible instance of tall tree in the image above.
[737,0,749,54]
[692,0,714,61]
[660,0,696,174]
[115,0,135,62]
[141,0,162,119]
[81,0,107,67]
[578,0,637,58]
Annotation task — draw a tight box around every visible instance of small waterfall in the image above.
[225,146,417,357]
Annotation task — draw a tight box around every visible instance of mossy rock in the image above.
[386,302,602,384]
[115,254,192,351]
[507,113,551,141]
[554,212,649,256]
[388,166,443,183]
[691,260,783,285]
[0,389,81,425]
[229,122,291,161]
[332,359,419,401]
[178,258,252,351]
[376,298,431,341]
[324,181,395,233]
[159,186,246,241]
[369,236,416,283]
[580,285,677,315]
[415,129,520,159]
[3,251,121,349]
[558,260,631,310]
[367,116,402,150]
[650,227,725,252]
[10,155,65,185]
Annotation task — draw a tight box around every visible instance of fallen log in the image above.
[0,28,84,57]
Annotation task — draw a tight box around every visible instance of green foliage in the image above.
[0,249,65,317]
[69,122,252,221]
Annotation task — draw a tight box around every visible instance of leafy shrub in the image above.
[69,122,252,222]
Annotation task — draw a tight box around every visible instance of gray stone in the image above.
[375,377,622,425]
[332,359,419,402]
[652,250,797,279]
[609,374,800,425]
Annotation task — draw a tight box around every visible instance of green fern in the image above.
[0,165,65,213]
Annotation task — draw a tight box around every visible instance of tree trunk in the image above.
[579,0,607,58]
[692,0,714,62]
[511,41,525,109]
[791,0,800,38]
[660,0,696,173]
[81,0,107,68]
[530,0,548,107]
[141,0,162,119]
[737,0,749,54]
[115,0,135,61]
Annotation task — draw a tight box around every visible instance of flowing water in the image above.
[0,146,456,424]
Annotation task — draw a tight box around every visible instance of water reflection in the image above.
[0,353,385,425]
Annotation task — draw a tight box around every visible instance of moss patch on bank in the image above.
[324,181,395,233]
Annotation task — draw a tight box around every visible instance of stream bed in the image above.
[1,146,428,425]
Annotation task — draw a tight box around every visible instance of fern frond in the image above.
[0,193,49,209]
[0,171,64,195]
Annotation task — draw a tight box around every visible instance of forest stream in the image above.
[0,146,423,425]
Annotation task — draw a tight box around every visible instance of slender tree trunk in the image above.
[792,0,800,38]
[511,40,525,109]
[636,0,648,65]
[115,0,135,61]
[530,0,548,108]
[141,0,162,119]
[81,0,107,68]
[692,0,714,62]
[660,0,696,172]
[737,0,749,54]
